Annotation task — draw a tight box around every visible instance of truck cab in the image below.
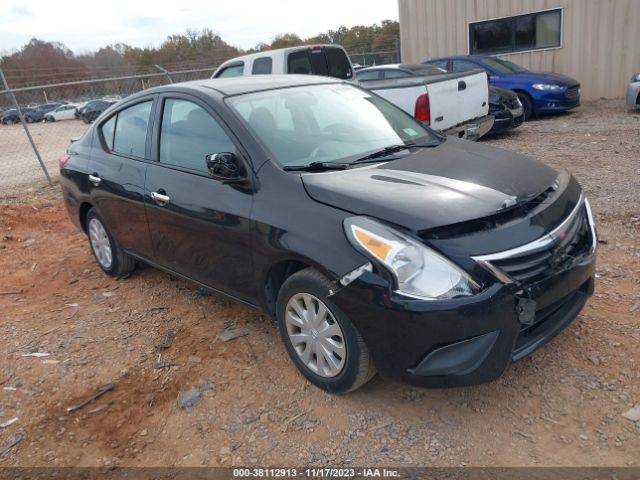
[212,45,354,80]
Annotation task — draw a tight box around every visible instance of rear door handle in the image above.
[458,80,467,91]
[88,173,101,186]
[150,191,170,206]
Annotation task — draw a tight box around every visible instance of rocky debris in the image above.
[66,384,114,414]
[218,326,251,342]
[621,405,640,422]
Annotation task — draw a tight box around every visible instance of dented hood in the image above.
[301,138,558,231]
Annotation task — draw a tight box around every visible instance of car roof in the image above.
[144,75,342,97]
[216,44,346,67]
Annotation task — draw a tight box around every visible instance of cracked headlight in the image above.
[344,217,480,300]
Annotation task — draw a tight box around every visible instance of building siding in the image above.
[398,0,640,100]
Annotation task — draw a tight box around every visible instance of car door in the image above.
[62,105,76,120]
[144,94,255,302]
[87,96,155,259]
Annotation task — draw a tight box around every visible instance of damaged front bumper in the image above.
[331,196,597,388]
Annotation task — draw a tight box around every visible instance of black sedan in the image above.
[59,76,597,393]
[80,99,117,123]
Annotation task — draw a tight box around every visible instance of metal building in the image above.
[398,0,640,100]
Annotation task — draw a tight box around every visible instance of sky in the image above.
[0,0,399,54]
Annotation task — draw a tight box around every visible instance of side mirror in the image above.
[205,152,246,184]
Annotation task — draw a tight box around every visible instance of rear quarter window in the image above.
[252,57,273,75]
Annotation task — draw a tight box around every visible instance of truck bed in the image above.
[359,69,490,134]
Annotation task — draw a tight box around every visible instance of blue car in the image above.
[424,55,580,120]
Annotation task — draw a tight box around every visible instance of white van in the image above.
[212,45,354,80]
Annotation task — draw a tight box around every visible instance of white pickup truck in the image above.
[212,45,493,140]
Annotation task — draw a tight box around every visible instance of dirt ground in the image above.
[0,100,638,468]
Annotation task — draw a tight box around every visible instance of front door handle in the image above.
[88,173,101,186]
[458,80,467,91]
[150,191,170,206]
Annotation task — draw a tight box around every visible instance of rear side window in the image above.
[429,60,449,71]
[216,63,244,78]
[451,60,481,73]
[252,57,272,75]
[159,99,236,173]
[112,101,152,158]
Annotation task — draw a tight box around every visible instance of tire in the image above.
[517,92,534,120]
[86,208,136,278]
[276,267,376,393]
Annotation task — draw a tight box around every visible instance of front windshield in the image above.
[482,57,529,74]
[227,84,438,168]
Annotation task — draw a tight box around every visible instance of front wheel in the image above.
[276,268,376,393]
[86,208,136,278]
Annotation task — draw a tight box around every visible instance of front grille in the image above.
[487,204,593,284]
[566,85,580,100]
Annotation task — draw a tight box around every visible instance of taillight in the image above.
[414,93,431,125]
[58,154,70,169]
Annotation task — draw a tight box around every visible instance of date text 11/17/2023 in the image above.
[232,468,401,478]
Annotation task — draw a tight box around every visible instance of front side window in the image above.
[356,70,381,82]
[112,101,152,158]
[469,9,562,55]
[159,99,236,173]
[216,63,244,78]
[383,70,412,79]
[482,57,529,74]
[228,84,438,168]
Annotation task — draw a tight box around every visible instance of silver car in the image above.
[627,73,640,108]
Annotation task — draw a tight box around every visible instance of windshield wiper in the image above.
[283,162,349,172]
[350,142,441,165]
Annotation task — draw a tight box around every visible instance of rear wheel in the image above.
[517,92,534,120]
[276,268,376,393]
[86,208,136,278]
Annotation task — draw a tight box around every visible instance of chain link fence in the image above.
[0,66,215,194]
[0,48,400,195]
